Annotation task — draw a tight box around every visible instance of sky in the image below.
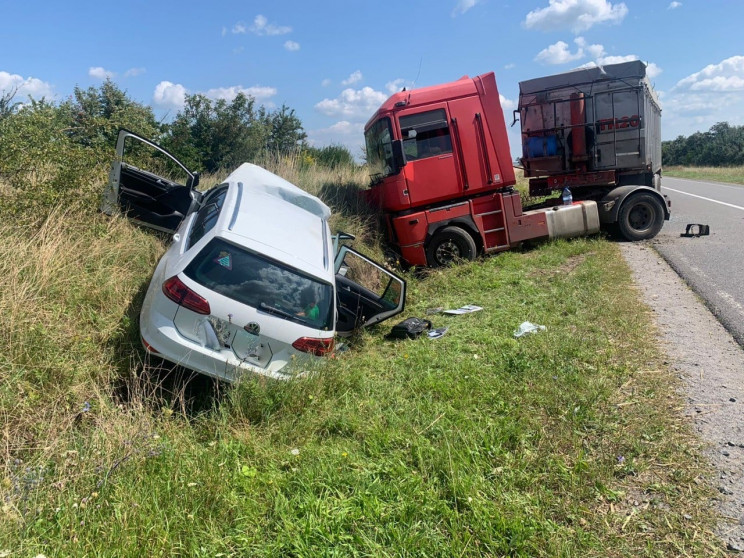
[2,0,743,160]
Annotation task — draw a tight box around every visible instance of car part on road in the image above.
[680,223,710,237]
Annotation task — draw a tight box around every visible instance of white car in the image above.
[102,130,406,381]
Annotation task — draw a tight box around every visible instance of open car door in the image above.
[101,129,200,234]
[334,246,406,336]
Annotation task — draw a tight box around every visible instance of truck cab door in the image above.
[101,129,200,234]
[334,246,406,336]
[397,105,462,207]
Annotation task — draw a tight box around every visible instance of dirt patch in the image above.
[621,242,744,553]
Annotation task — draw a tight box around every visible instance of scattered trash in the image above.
[427,327,449,339]
[443,304,483,315]
[426,307,444,315]
[387,317,433,340]
[513,321,546,338]
[680,223,710,237]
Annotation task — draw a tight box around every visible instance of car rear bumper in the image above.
[139,308,311,382]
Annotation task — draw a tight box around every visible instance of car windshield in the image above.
[184,238,334,330]
[364,117,395,184]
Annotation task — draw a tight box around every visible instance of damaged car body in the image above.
[102,129,406,381]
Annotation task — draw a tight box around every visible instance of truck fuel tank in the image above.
[542,201,600,240]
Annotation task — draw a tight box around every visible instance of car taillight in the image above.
[292,337,335,356]
[162,276,211,315]
[141,336,160,354]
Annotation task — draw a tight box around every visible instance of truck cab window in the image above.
[400,109,452,162]
[365,117,395,183]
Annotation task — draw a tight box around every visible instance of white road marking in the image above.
[666,178,744,191]
[662,186,744,211]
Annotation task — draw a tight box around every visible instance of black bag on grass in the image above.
[387,317,433,340]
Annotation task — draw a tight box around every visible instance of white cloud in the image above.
[452,0,482,16]
[499,94,516,110]
[250,14,292,36]
[321,79,332,87]
[124,67,146,78]
[204,85,278,102]
[284,40,300,52]
[524,0,628,33]
[152,81,280,111]
[668,1,682,9]
[504,63,516,70]
[89,66,114,80]
[153,81,187,109]
[315,87,388,119]
[342,71,363,86]
[675,56,744,92]
[385,78,413,94]
[232,22,247,34]
[535,40,584,64]
[0,71,54,100]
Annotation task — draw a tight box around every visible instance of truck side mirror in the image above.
[392,140,406,170]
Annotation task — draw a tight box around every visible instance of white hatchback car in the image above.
[102,130,406,381]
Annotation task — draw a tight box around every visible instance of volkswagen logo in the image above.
[244,322,260,336]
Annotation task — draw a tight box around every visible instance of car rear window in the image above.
[183,238,334,330]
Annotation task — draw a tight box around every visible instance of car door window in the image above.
[103,129,198,234]
[187,186,228,249]
[334,247,406,334]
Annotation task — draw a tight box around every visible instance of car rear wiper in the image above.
[259,302,298,322]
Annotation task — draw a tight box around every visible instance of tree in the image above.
[304,144,356,169]
[62,80,158,153]
[265,105,306,153]
[163,93,269,172]
[0,87,19,120]
[162,94,309,172]
[662,122,744,166]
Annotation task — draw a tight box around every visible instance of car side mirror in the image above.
[392,140,406,171]
[187,172,200,189]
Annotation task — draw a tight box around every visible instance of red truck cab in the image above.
[363,73,550,266]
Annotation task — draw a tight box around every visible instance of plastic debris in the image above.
[426,307,444,315]
[513,321,546,338]
[680,223,710,237]
[427,327,449,339]
[443,304,483,315]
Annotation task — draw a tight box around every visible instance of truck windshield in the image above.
[365,117,395,184]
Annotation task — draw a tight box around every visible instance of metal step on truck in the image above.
[362,60,668,267]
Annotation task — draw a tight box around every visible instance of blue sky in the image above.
[2,0,743,159]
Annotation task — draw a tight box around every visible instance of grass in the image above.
[0,160,722,556]
[664,165,744,185]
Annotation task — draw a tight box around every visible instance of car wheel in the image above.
[426,226,477,266]
[617,193,665,241]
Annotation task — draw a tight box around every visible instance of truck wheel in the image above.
[617,193,665,241]
[426,226,477,266]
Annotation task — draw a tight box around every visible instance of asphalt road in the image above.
[650,176,744,346]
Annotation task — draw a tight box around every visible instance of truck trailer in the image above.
[362,61,668,267]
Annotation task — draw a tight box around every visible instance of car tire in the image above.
[426,226,477,266]
[617,193,665,241]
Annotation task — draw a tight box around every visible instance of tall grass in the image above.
[0,156,721,556]
[664,165,744,185]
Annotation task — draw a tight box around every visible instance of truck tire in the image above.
[426,226,477,266]
[617,193,665,241]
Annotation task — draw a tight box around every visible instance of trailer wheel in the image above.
[617,193,665,241]
[426,226,477,266]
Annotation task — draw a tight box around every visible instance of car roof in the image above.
[215,163,333,280]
